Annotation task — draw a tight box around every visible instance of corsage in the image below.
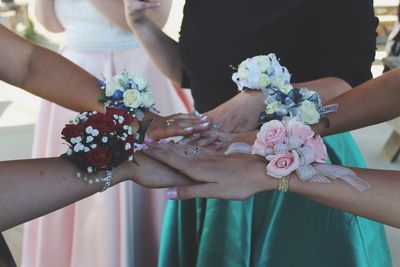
[231,53,291,92]
[60,108,148,191]
[226,117,370,193]
[98,71,156,120]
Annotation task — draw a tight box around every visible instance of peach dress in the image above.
[21,1,192,267]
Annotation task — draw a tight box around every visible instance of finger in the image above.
[188,134,218,147]
[128,1,160,11]
[165,183,219,200]
[170,113,206,121]
[178,133,201,145]
[204,141,224,151]
[192,121,211,132]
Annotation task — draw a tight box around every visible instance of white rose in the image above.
[266,101,281,114]
[298,100,320,124]
[237,65,250,79]
[133,76,148,91]
[105,79,123,97]
[255,56,270,72]
[258,73,270,88]
[123,89,142,109]
[270,76,285,90]
[141,91,155,108]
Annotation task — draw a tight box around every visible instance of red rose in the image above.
[85,146,112,169]
[85,113,115,135]
[106,108,134,126]
[61,124,82,140]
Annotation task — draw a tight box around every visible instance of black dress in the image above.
[157,1,391,266]
[0,234,16,267]
[179,0,378,112]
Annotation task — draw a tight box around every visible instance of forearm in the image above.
[128,16,182,83]
[293,77,351,103]
[0,152,192,231]
[314,69,400,137]
[23,45,105,113]
[0,158,130,231]
[0,25,104,113]
[288,168,400,228]
[35,0,64,32]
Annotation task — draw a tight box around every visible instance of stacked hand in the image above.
[144,112,211,141]
[144,142,274,199]
[178,129,257,151]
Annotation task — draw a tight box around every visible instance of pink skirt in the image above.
[21,47,192,267]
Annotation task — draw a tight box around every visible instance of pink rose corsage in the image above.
[226,117,370,192]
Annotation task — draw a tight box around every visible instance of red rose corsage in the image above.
[61,108,145,191]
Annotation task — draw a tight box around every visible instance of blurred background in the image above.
[0,0,399,266]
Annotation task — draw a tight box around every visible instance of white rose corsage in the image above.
[98,71,157,120]
[231,53,291,91]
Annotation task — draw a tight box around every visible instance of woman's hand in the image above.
[145,113,211,141]
[206,90,265,133]
[144,142,275,199]
[123,0,160,28]
[125,152,195,188]
[179,130,257,151]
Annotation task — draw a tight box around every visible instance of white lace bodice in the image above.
[55,0,139,51]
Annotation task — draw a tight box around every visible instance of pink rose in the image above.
[252,120,286,157]
[266,151,300,178]
[304,135,327,163]
[285,118,314,143]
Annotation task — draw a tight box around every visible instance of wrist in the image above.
[248,157,277,192]
[113,160,135,184]
[242,90,265,110]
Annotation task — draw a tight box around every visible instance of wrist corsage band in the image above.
[260,86,339,125]
[61,108,148,191]
[226,117,370,192]
[231,54,338,126]
[98,71,157,121]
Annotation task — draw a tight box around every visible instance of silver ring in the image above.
[166,119,175,127]
[211,123,220,129]
[183,147,201,157]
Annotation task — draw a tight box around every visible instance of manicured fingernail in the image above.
[165,188,178,199]
[178,140,185,145]
[192,133,200,137]
[199,115,209,121]
[141,144,149,150]
[158,139,169,144]
[200,122,210,128]
[213,140,223,145]
[144,136,153,144]
[184,126,194,131]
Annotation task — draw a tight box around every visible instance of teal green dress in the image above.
[158,133,391,267]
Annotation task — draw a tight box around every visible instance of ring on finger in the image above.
[211,123,221,129]
[166,119,175,127]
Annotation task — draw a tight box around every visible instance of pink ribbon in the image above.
[225,142,370,192]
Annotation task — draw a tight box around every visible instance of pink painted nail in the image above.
[165,188,178,199]
[144,136,153,144]
[158,139,169,144]
[199,115,209,122]
[200,122,210,128]
[141,144,149,150]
